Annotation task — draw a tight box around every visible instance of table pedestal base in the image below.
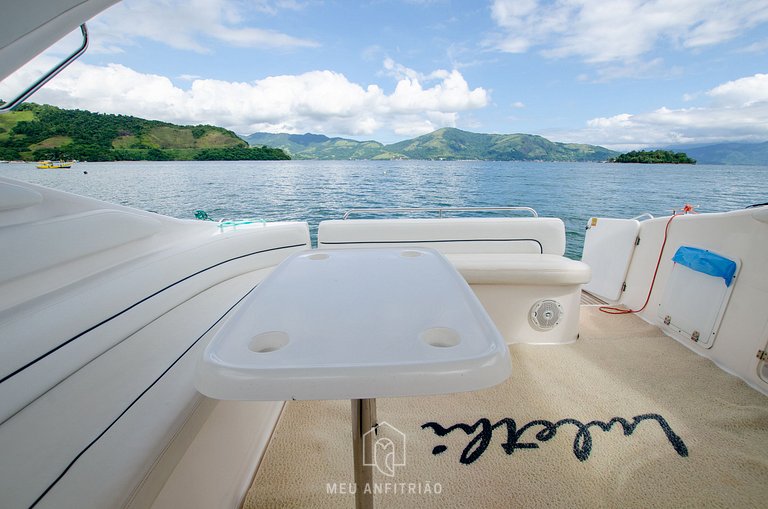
[352,398,377,509]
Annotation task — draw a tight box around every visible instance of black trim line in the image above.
[1,243,305,387]
[28,285,258,509]
[319,238,544,253]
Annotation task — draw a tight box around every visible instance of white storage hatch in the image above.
[657,246,739,349]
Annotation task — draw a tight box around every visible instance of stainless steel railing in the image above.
[342,206,538,220]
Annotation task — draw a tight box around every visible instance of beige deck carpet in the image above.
[244,308,768,508]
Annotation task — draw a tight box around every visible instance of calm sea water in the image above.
[4,160,767,259]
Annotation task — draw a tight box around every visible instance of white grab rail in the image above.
[342,206,538,220]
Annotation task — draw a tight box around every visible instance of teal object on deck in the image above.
[672,246,737,287]
[194,210,212,221]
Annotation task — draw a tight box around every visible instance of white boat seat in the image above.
[445,253,591,285]
[0,269,280,509]
[317,217,590,345]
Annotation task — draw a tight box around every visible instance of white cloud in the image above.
[706,73,768,106]
[88,0,318,53]
[0,58,489,139]
[552,74,768,149]
[489,0,768,64]
[387,69,488,114]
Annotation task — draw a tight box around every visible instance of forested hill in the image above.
[245,127,617,161]
[386,128,616,161]
[609,150,696,164]
[0,103,289,161]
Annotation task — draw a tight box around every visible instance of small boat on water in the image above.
[36,160,74,169]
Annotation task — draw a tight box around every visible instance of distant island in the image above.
[243,128,618,162]
[0,103,289,161]
[609,150,696,164]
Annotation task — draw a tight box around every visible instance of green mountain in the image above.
[244,127,617,161]
[386,128,616,161]
[243,132,393,160]
[670,142,768,165]
[0,103,289,161]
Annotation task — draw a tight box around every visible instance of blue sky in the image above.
[2,0,768,149]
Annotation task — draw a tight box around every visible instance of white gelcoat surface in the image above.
[196,247,511,401]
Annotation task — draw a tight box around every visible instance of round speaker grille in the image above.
[529,299,563,330]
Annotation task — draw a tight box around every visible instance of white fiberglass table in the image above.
[195,247,511,509]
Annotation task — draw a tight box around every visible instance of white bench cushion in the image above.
[445,253,591,285]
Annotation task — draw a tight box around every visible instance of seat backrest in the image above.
[318,217,566,255]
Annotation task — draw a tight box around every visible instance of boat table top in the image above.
[195,247,511,401]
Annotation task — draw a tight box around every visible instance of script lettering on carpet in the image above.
[422,413,688,464]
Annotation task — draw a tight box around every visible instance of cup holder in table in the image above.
[249,331,290,353]
[420,327,461,348]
